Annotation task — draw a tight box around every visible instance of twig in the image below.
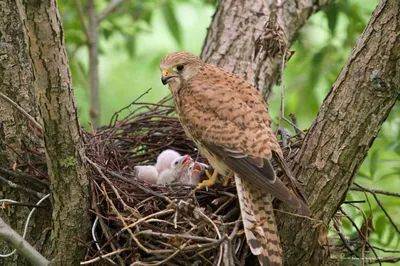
[80,248,131,265]
[351,183,400,197]
[120,209,175,236]
[97,0,127,23]
[281,116,305,136]
[332,218,360,258]
[0,175,46,198]
[359,257,400,264]
[86,157,140,217]
[289,113,302,135]
[340,208,382,266]
[103,167,172,204]
[73,0,91,42]
[353,183,400,235]
[109,88,153,127]
[370,246,400,253]
[138,230,218,242]
[88,0,100,127]
[90,180,124,265]
[90,216,118,265]
[0,92,43,132]
[130,243,188,266]
[273,208,322,223]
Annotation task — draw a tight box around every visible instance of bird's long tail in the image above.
[235,174,283,266]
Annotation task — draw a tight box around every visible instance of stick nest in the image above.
[82,95,304,266]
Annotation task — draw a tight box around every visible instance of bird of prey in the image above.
[157,155,193,185]
[160,51,310,265]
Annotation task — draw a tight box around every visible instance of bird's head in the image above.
[159,52,204,92]
[171,155,193,172]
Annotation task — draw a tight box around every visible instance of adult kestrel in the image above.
[160,51,309,265]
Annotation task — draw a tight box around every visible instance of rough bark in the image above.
[277,0,400,265]
[16,0,91,264]
[0,1,49,265]
[201,0,333,99]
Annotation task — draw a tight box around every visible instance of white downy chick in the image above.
[186,162,209,185]
[155,149,181,173]
[134,165,158,184]
[157,155,193,185]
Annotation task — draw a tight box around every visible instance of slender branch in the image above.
[0,175,46,198]
[353,183,400,235]
[370,246,400,253]
[88,0,100,127]
[80,248,130,265]
[97,0,127,23]
[0,92,43,132]
[73,0,91,42]
[0,167,49,188]
[351,183,400,198]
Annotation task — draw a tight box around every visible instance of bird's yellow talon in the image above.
[205,169,213,179]
[222,171,234,186]
[197,170,219,189]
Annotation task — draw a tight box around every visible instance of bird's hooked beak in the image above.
[161,70,175,85]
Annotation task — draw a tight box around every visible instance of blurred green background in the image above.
[60,0,399,263]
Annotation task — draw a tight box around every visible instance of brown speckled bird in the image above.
[160,51,310,266]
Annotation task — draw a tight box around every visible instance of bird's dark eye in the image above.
[176,64,184,71]
[174,161,178,165]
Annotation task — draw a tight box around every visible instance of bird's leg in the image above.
[222,171,234,186]
[197,169,219,189]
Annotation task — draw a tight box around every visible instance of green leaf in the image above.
[375,172,400,182]
[125,36,136,58]
[374,215,386,240]
[324,3,339,35]
[369,150,378,179]
[161,3,182,46]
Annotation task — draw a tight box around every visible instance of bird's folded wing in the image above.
[204,141,310,215]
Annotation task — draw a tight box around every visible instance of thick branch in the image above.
[16,0,91,264]
[0,217,50,266]
[277,0,400,265]
[201,0,333,99]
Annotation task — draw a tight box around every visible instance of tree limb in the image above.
[88,0,100,128]
[97,0,127,23]
[0,217,49,266]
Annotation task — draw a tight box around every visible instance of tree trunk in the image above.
[277,0,400,265]
[201,0,333,99]
[0,1,50,265]
[16,0,91,264]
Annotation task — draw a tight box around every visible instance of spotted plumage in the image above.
[160,51,310,265]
